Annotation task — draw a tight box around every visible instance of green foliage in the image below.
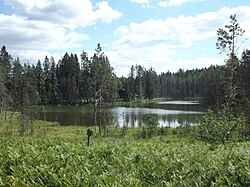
[139,114,159,138]
[120,125,128,137]
[0,137,249,186]
[196,108,248,144]
[176,121,192,139]
[0,112,60,137]
[120,112,128,137]
[57,53,81,105]
[216,14,245,56]
[143,114,159,127]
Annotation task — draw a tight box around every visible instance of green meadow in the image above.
[0,117,249,187]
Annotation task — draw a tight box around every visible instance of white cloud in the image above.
[202,47,208,51]
[114,8,234,49]
[159,0,204,7]
[4,0,122,29]
[11,49,62,65]
[0,14,89,50]
[131,0,204,8]
[95,1,122,24]
[107,43,176,76]
[115,6,250,47]
[163,57,224,73]
[131,0,149,5]
[0,0,122,63]
[110,6,250,76]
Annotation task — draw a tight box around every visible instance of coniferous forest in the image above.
[1,44,250,119]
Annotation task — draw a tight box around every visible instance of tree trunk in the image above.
[94,100,97,133]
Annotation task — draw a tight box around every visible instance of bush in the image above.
[138,114,159,138]
[196,108,248,144]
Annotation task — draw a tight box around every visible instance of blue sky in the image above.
[1,0,250,77]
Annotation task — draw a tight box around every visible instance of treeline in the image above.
[0,44,117,110]
[119,54,250,111]
[119,66,205,101]
[1,45,250,110]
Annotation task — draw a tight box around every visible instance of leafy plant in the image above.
[138,114,159,138]
[196,108,247,144]
[0,137,249,186]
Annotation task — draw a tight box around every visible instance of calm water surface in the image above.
[31,101,207,128]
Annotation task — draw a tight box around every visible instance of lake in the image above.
[31,101,207,128]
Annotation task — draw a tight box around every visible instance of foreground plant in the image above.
[0,137,249,186]
[196,108,248,144]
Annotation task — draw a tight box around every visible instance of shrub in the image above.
[138,114,159,138]
[196,108,248,144]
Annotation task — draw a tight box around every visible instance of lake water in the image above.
[31,101,207,128]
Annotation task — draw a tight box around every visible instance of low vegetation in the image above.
[0,134,249,186]
[0,116,249,186]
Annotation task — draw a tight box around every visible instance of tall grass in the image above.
[0,136,249,186]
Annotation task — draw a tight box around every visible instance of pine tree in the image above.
[135,65,144,100]
[57,53,80,104]
[80,51,92,103]
[35,60,45,105]
[50,57,58,105]
[216,14,245,115]
[0,46,12,111]
[43,56,51,105]
[11,58,24,108]
[90,43,117,134]
[23,64,39,106]
[127,65,135,100]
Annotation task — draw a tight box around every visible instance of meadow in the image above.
[0,120,249,186]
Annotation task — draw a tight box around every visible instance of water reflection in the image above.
[158,101,200,105]
[31,101,207,128]
[110,107,203,127]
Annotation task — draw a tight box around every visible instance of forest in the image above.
[1,41,250,107]
[0,44,250,105]
[0,45,249,113]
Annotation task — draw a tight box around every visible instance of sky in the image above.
[1,0,250,77]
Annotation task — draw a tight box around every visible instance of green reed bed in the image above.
[0,136,249,186]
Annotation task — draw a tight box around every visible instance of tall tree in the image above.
[91,43,117,134]
[80,50,92,103]
[0,46,12,111]
[135,65,144,100]
[240,49,250,126]
[0,46,11,75]
[11,58,24,108]
[241,49,250,96]
[43,56,51,105]
[127,65,136,100]
[144,68,158,99]
[216,14,245,58]
[0,46,12,90]
[216,14,245,115]
[23,63,39,106]
[35,60,45,105]
[57,53,80,104]
[49,57,58,105]
[91,44,117,103]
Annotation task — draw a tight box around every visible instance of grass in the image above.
[0,112,249,186]
[0,135,249,186]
